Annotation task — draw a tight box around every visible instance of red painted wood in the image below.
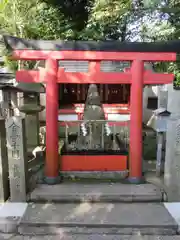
[58,121,129,127]
[58,105,130,114]
[16,70,174,84]
[45,58,59,179]
[12,50,176,61]
[12,48,176,179]
[59,103,129,108]
[58,109,130,114]
[60,155,128,171]
[129,60,144,180]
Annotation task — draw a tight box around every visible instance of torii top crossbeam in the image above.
[3,35,180,53]
[2,35,179,61]
[2,35,178,184]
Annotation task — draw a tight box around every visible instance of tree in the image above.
[0,0,43,70]
[81,0,131,40]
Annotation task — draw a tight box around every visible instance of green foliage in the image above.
[31,4,74,40]
[82,0,131,40]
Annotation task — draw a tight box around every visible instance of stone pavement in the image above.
[1,234,180,240]
[18,202,177,235]
[1,188,180,238]
[30,183,163,202]
[0,202,178,236]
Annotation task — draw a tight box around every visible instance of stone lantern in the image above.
[17,83,45,154]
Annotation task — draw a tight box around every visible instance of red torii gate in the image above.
[3,36,178,184]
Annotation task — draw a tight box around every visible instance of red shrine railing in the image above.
[4,35,177,184]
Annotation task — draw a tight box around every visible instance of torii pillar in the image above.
[129,60,144,183]
[45,58,59,184]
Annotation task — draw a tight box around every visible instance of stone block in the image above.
[164,116,180,201]
[0,119,9,202]
[25,114,39,152]
[0,202,27,233]
[19,202,177,235]
[5,117,28,202]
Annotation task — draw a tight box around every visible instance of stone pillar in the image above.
[164,84,180,201]
[11,91,21,116]
[19,93,42,153]
[0,118,9,202]
[25,113,39,152]
[1,90,12,118]
[158,85,168,109]
[6,116,27,202]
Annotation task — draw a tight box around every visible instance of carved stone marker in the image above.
[5,117,27,202]
[73,84,113,151]
[0,118,9,202]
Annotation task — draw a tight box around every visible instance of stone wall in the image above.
[164,84,180,201]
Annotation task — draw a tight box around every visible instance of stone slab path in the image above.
[18,202,177,235]
[30,183,163,202]
[0,202,180,237]
[1,234,180,240]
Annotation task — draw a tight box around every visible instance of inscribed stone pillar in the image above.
[164,84,180,201]
[6,116,27,202]
[0,118,9,202]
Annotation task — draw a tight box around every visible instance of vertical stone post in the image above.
[164,84,180,201]
[11,91,21,116]
[0,118,9,202]
[128,60,144,183]
[158,85,168,109]
[25,113,39,152]
[22,93,40,153]
[157,85,168,175]
[6,116,27,202]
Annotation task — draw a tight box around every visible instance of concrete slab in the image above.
[60,171,128,180]
[164,202,180,232]
[19,203,177,235]
[30,183,163,203]
[1,235,180,240]
[0,203,28,217]
[0,203,28,233]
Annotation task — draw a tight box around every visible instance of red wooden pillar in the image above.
[45,58,59,184]
[128,60,144,183]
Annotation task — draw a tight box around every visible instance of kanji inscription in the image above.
[5,117,27,202]
[7,120,20,159]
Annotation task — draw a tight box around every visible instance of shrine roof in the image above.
[3,35,180,53]
[0,57,45,93]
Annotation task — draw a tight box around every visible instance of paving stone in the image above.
[0,203,28,233]
[19,203,177,235]
[1,235,180,240]
[30,183,163,202]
